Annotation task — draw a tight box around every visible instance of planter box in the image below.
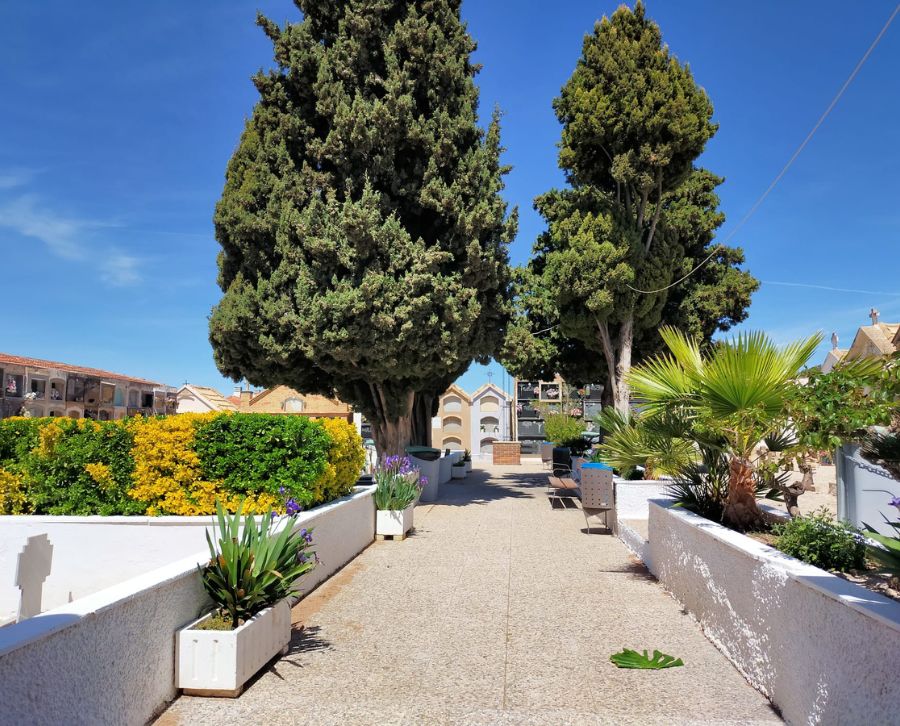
[376,505,414,537]
[464,460,472,473]
[647,502,900,726]
[613,479,673,520]
[177,599,291,697]
[451,465,466,479]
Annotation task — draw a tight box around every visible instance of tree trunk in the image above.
[596,314,634,416]
[372,416,413,459]
[723,456,766,530]
[613,316,633,414]
[410,391,434,447]
[368,386,415,460]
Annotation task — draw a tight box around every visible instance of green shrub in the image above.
[544,414,583,448]
[773,507,866,572]
[195,414,331,505]
[26,418,140,516]
[0,417,46,467]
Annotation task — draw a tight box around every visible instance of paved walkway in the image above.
[159,463,780,725]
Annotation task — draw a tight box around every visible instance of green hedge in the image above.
[27,419,140,516]
[194,414,332,504]
[0,413,364,516]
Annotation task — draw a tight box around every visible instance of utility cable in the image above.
[627,2,900,295]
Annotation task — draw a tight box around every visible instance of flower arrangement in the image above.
[199,500,316,630]
[373,455,424,511]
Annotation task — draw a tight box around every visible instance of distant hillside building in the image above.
[177,383,355,423]
[0,352,175,420]
[176,384,239,414]
[431,383,512,456]
[845,309,899,361]
[822,310,899,373]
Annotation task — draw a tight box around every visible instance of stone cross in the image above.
[14,534,53,622]
[870,307,880,325]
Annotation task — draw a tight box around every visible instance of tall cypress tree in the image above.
[503,2,756,411]
[209,1,517,455]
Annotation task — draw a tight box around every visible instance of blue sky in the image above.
[1,2,898,399]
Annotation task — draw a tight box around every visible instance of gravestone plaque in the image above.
[15,533,53,622]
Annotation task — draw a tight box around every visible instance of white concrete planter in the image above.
[177,599,291,697]
[464,460,472,473]
[438,456,452,485]
[647,502,900,726]
[451,464,466,479]
[409,455,440,503]
[614,479,673,519]
[376,506,414,537]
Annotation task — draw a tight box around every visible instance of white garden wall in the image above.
[0,516,212,623]
[647,502,900,725]
[0,485,376,623]
[0,485,375,726]
[614,479,673,519]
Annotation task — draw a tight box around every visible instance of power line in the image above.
[627,2,900,296]
[762,280,900,297]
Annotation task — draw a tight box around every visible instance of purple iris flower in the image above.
[300,527,313,544]
[285,498,302,516]
[889,496,900,511]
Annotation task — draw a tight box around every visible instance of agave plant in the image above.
[627,327,821,530]
[201,500,315,629]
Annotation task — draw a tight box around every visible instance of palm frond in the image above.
[627,354,695,418]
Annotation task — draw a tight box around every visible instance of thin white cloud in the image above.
[0,194,87,259]
[99,251,142,287]
[0,186,145,287]
[0,168,39,190]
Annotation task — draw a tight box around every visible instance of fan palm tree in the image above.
[627,327,821,530]
[595,407,696,478]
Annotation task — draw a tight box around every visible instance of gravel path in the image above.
[158,462,780,725]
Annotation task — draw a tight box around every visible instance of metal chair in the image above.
[540,441,554,470]
[580,463,616,534]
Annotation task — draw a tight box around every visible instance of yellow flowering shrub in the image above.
[84,462,113,490]
[314,418,366,502]
[0,467,28,514]
[128,414,277,516]
[36,419,65,457]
